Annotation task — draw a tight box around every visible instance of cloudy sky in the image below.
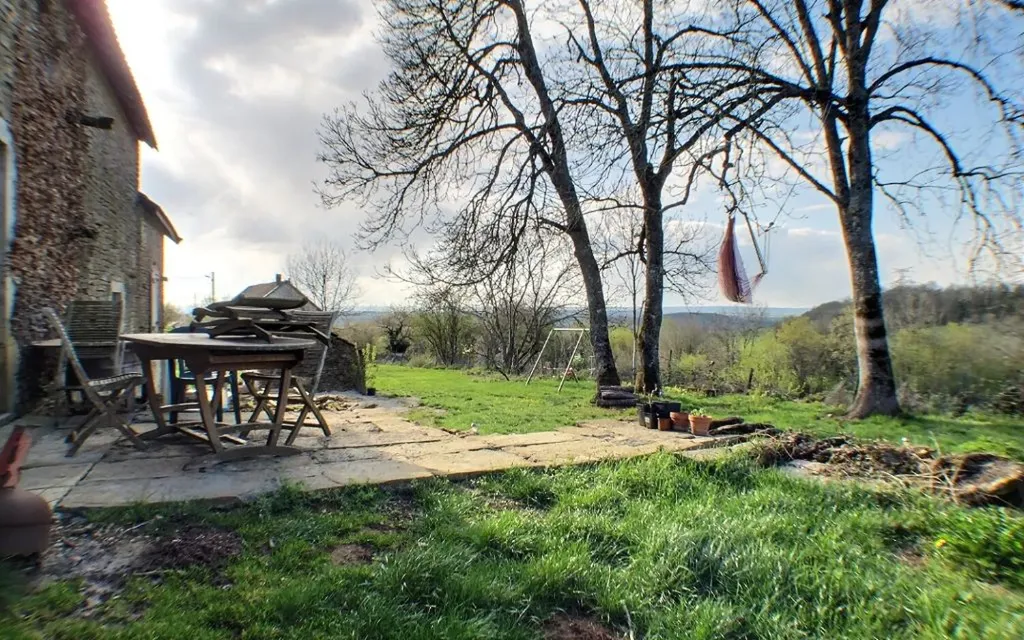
[106,0,1007,312]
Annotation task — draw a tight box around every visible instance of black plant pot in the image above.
[637,404,660,429]
[650,401,681,418]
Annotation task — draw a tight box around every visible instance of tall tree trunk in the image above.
[509,0,620,387]
[568,226,621,386]
[840,110,900,418]
[840,208,900,418]
[635,195,664,393]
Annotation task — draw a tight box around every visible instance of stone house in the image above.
[0,0,180,417]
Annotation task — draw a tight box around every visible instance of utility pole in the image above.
[205,272,216,303]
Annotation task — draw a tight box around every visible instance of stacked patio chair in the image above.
[166,326,242,426]
[44,308,146,456]
[240,310,336,444]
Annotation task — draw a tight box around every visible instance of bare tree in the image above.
[380,308,413,355]
[415,285,476,366]
[597,207,644,375]
[317,0,622,386]
[161,303,189,330]
[697,0,1024,417]
[470,233,581,379]
[559,0,769,392]
[285,240,360,313]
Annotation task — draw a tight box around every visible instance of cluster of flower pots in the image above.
[637,401,713,435]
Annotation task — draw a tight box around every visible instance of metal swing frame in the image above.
[525,327,589,392]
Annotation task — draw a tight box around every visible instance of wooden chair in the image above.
[240,311,336,444]
[59,300,123,413]
[44,308,146,456]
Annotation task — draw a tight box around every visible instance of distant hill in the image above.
[803,283,1024,330]
[346,305,806,326]
[662,311,779,330]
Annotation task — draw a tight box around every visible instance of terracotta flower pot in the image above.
[0,488,53,556]
[689,415,713,436]
[669,411,689,430]
[658,417,673,431]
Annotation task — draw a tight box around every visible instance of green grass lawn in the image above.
[375,365,1024,459]
[3,454,1022,639]
[374,365,616,434]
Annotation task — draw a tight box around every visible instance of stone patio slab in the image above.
[316,458,434,486]
[400,449,534,477]
[19,463,94,491]
[381,437,497,459]
[311,447,390,464]
[36,487,72,509]
[17,396,744,509]
[83,456,194,483]
[479,431,579,448]
[505,439,665,465]
[61,479,156,509]
[321,430,446,449]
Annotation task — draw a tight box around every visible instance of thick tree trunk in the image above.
[840,209,900,418]
[508,0,620,387]
[840,110,901,418]
[635,198,664,393]
[568,228,621,386]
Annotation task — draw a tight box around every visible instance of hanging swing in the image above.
[718,212,771,304]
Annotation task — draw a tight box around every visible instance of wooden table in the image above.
[121,333,316,460]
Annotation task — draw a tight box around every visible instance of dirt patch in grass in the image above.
[757,433,1024,507]
[6,515,242,617]
[330,543,375,566]
[542,613,620,640]
[135,526,241,573]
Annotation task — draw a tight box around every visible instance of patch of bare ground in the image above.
[542,613,621,640]
[9,515,240,617]
[756,433,1024,508]
[330,543,375,566]
[135,526,241,573]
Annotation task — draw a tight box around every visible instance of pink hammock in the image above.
[718,215,766,304]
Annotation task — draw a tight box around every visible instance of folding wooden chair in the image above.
[57,300,123,414]
[240,311,336,444]
[44,308,147,456]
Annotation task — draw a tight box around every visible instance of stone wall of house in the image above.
[0,0,21,413]
[7,0,93,408]
[138,207,165,331]
[4,0,152,409]
[0,0,23,122]
[74,49,146,332]
[319,333,367,394]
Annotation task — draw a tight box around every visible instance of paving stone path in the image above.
[5,397,736,509]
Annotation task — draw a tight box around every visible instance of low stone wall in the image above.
[318,333,366,394]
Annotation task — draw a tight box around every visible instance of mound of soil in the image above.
[756,433,1024,508]
[542,614,620,640]
[929,453,1024,507]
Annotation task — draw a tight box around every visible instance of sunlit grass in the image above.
[375,365,1024,459]
[3,454,1022,638]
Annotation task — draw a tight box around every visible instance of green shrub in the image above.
[891,323,1024,409]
